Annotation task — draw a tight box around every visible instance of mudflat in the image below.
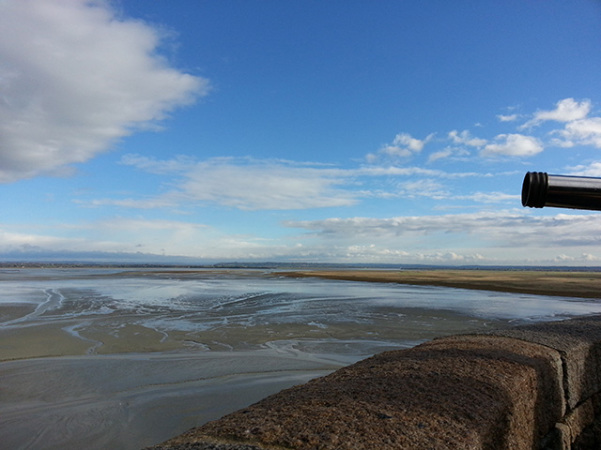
[278,269,601,299]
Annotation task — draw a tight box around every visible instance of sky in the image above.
[1,0,601,266]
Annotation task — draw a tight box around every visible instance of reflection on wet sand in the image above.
[2,268,601,449]
[1,352,339,449]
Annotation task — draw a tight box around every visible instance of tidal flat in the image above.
[1,267,601,449]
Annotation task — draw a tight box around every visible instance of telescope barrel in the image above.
[522,172,601,211]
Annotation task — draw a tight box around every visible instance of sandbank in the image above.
[277,269,601,299]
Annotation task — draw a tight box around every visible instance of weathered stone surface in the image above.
[486,315,601,410]
[153,335,563,449]
[555,397,595,449]
[419,335,566,439]
[150,443,267,450]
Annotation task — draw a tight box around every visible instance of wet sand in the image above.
[3,268,601,449]
[278,269,601,299]
[0,351,339,449]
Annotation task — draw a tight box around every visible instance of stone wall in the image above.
[149,315,601,449]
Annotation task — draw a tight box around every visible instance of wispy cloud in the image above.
[481,134,543,157]
[103,156,502,211]
[117,157,360,210]
[566,162,601,177]
[0,219,216,259]
[0,219,309,261]
[497,114,518,122]
[120,154,197,174]
[521,98,591,128]
[179,161,358,210]
[0,0,208,183]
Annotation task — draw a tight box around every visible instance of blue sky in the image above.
[1,0,601,265]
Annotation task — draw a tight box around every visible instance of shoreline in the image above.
[276,269,601,299]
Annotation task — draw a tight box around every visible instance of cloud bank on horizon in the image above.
[1,0,601,265]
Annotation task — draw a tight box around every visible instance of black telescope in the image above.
[522,172,601,211]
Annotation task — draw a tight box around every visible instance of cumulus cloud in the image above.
[448,130,487,147]
[422,130,484,163]
[481,134,543,157]
[367,132,434,162]
[0,0,208,183]
[521,98,591,129]
[511,97,601,149]
[552,117,601,149]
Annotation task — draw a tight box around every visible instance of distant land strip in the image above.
[277,269,601,299]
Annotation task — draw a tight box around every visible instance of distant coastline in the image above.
[2,261,601,272]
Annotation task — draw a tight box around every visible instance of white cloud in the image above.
[460,192,518,203]
[120,154,196,174]
[180,162,357,210]
[497,114,518,122]
[285,212,519,239]
[0,218,224,259]
[510,97,601,149]
[0,0,208,183]
[4,209,601,264]
[356,166,444,177]
[284,210,601,253]
[76,197,178,210]
[566,161,601,177]
[367,132,434,162]
[118,157,358,211]
[424,130,484,163]
[481,134,543,157]
[448,130,487,147]
[109,156,494,211]
[427,147,470,163]
[283,211,601,263]
[393,132,431,152]
[397,179,449,199]
[428,148,453,163]
[0,219,314,261]
[521,98,591,128]
[552,117,601,149]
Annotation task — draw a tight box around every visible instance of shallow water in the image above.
[2,268,601,449]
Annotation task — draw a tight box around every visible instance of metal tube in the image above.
[522,171,601,211]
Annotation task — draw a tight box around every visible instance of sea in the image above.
[2,267,601,449]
